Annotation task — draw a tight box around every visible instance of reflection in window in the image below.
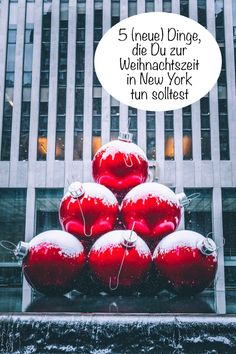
[111,0,120,26]
[200,96,211,160]
[92,98,102,158]
[74,10,85,160]
[163,0,171,13]
[146,111,156,160]
[128,107,137,144]
[55,4,68,160]
[165,111,174,160]
[36,189,63,235]
[198,0,207,27]
[222,189,236,257]
[182,106,192,160]
[0,189,26,264]
[110,104,119,141]
[184,188,212,237]
[37,7,51,160]
[180,0,189,18]
[1,17,17,160]
[128,0,137,17]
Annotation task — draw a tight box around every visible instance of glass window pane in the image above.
[36,189,64,234]
[0,189,26,266]
[184,188,212,237]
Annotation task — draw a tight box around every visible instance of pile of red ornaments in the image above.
[14,132,218,297]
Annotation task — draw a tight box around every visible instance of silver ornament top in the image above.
[118,131,133,143]
[14,241,29,259]
[198,238,217,256]
[122,230,138,248]
[68,181,85,199]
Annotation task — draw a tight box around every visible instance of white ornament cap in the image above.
[14,241,29,259]
[122,230,138,248]
[198,238,217,256]
[176,192,189,207]
[68,181,85,199]
[118,131,133,143]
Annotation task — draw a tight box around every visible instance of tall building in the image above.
[0,0,235,313]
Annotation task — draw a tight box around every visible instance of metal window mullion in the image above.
[10,0,26,186]
[46,0,60,186]
[64,0,77,185]
[119,0,128,133]
[83,0,94,180]
[0,0,9,158]
[154,0,162,11]
[27,0,43,188]
[101,0,111,145]
[224,0,236,183]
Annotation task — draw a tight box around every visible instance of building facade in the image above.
[0,0,236,313]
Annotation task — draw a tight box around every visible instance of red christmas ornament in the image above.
[88,230,152,293]
[15,230,86,296]
[92,132,149,197]
[121,182,187,247]
[59,182,119,243]
[153,230,218,295]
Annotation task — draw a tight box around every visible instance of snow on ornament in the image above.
[14,230,86,296]
[92,132,149,199]
[121,182,189,248]
[59,182,119,243]
[153,230,218,296]
[88,229,152,293]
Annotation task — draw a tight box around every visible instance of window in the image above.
[128,0,137,17]
[215,0,224,43]
[198,0,207,27]
[182,106,192,160]
[37,7,52,161]
[146,111,156,160]
[180,0,189,17]
[218,99,229,160]
[19,19,34,161]
[111,0,120,26]
[165,111,174,160]
[200,96,211,160]
[92,98,102,158]
[184,188,212,237]
[56,3,68,161]
[1,19,17,160]
[222,189,236,257]
[128,107,137,144]
[36,189,64,235]
[93,6,102,87]
[0,189,26,265]
[163,0,171,13]
[145,0,154,12]
[110,104,119,141]
[74,10,85,160]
